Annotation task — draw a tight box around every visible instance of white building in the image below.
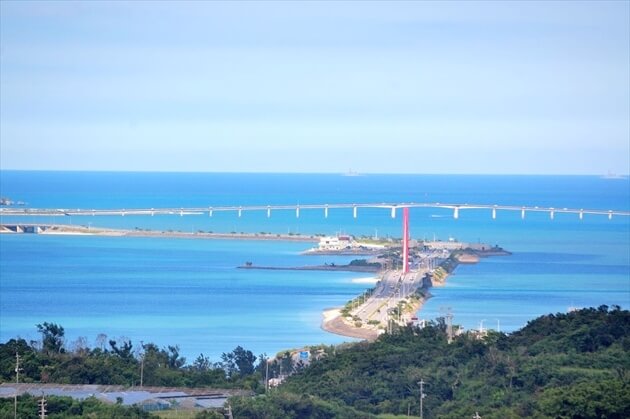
[318,235,353,251]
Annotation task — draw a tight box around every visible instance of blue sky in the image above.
[1,1,628,174]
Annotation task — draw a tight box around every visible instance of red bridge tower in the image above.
[402,207,410,273]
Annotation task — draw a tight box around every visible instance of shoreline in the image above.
[351,276,380,284]
[318,248,501,340]
[238,264,380,273]
[320,285,433,341]
[0,224,319,243]
[3,221,508,344]
[320,308,380,341]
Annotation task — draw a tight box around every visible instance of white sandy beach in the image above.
[351,276,380,284]
[321,308,341,323]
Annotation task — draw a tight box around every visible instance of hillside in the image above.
[231,306,630,418]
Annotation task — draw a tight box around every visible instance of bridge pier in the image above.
[267,206,271,218]
[324,205,328,218]
[550,210,555,220]
[608,211,613,220]
[521,208,526,219]
[492,207,496,220]
[238,207,242,218]
[353,205,357,219]
[296,206,300,218]
[208,207,213,217]
[579,210,583,220]
[391,207,396,218]
[453,207,459,219]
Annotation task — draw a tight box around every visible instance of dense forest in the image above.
[0,322,298,391]
[231,305,630,418]
[1,306,629,418]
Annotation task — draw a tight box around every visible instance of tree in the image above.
[234,346,257,376]
[222,346,257,378]
[36,322,65,354]
[193,354,211,372]
[280,351,294,377]
[195,410,225,419]
[109,338,134,360]
[166,345,186,369]
[95,333,107,351]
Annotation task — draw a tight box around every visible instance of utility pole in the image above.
[139,341,144,387]
[140,355,144,387]
[440,306,454,343]
[15,353,20,383]
[38,395,47,419]
[419,379,426,419]
[265,358,270,392]
[14,352,21,419]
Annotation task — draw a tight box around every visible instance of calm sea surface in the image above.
[1,172,629,360]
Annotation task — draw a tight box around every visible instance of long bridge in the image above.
[1,202,629,220]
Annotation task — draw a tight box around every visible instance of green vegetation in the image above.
[229,391,371,418]
[430,266,448,284]
[0,395,229,418]
[349,259,382,268]
[0,395,157,418]
[228,306,630,418]
[0,325,270,391]
[340,287,376,318]
[356,235,392,245]
[2,307,628,418]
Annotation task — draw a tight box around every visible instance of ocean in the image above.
[1,171,628,360]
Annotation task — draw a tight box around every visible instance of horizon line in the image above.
[1,169,629,177]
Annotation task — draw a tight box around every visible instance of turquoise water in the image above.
[1,172,628,360]
[0,234,365,359]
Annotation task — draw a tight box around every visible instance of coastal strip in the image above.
[321,308,379,340]
[0,224,319,242]
[237,264,380,273]
[319,246,511,340]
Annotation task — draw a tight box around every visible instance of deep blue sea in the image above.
[1,172,629,361]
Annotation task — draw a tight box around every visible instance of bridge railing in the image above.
[1,202,629,220]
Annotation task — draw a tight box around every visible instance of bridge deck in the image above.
[0,202,628,217]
